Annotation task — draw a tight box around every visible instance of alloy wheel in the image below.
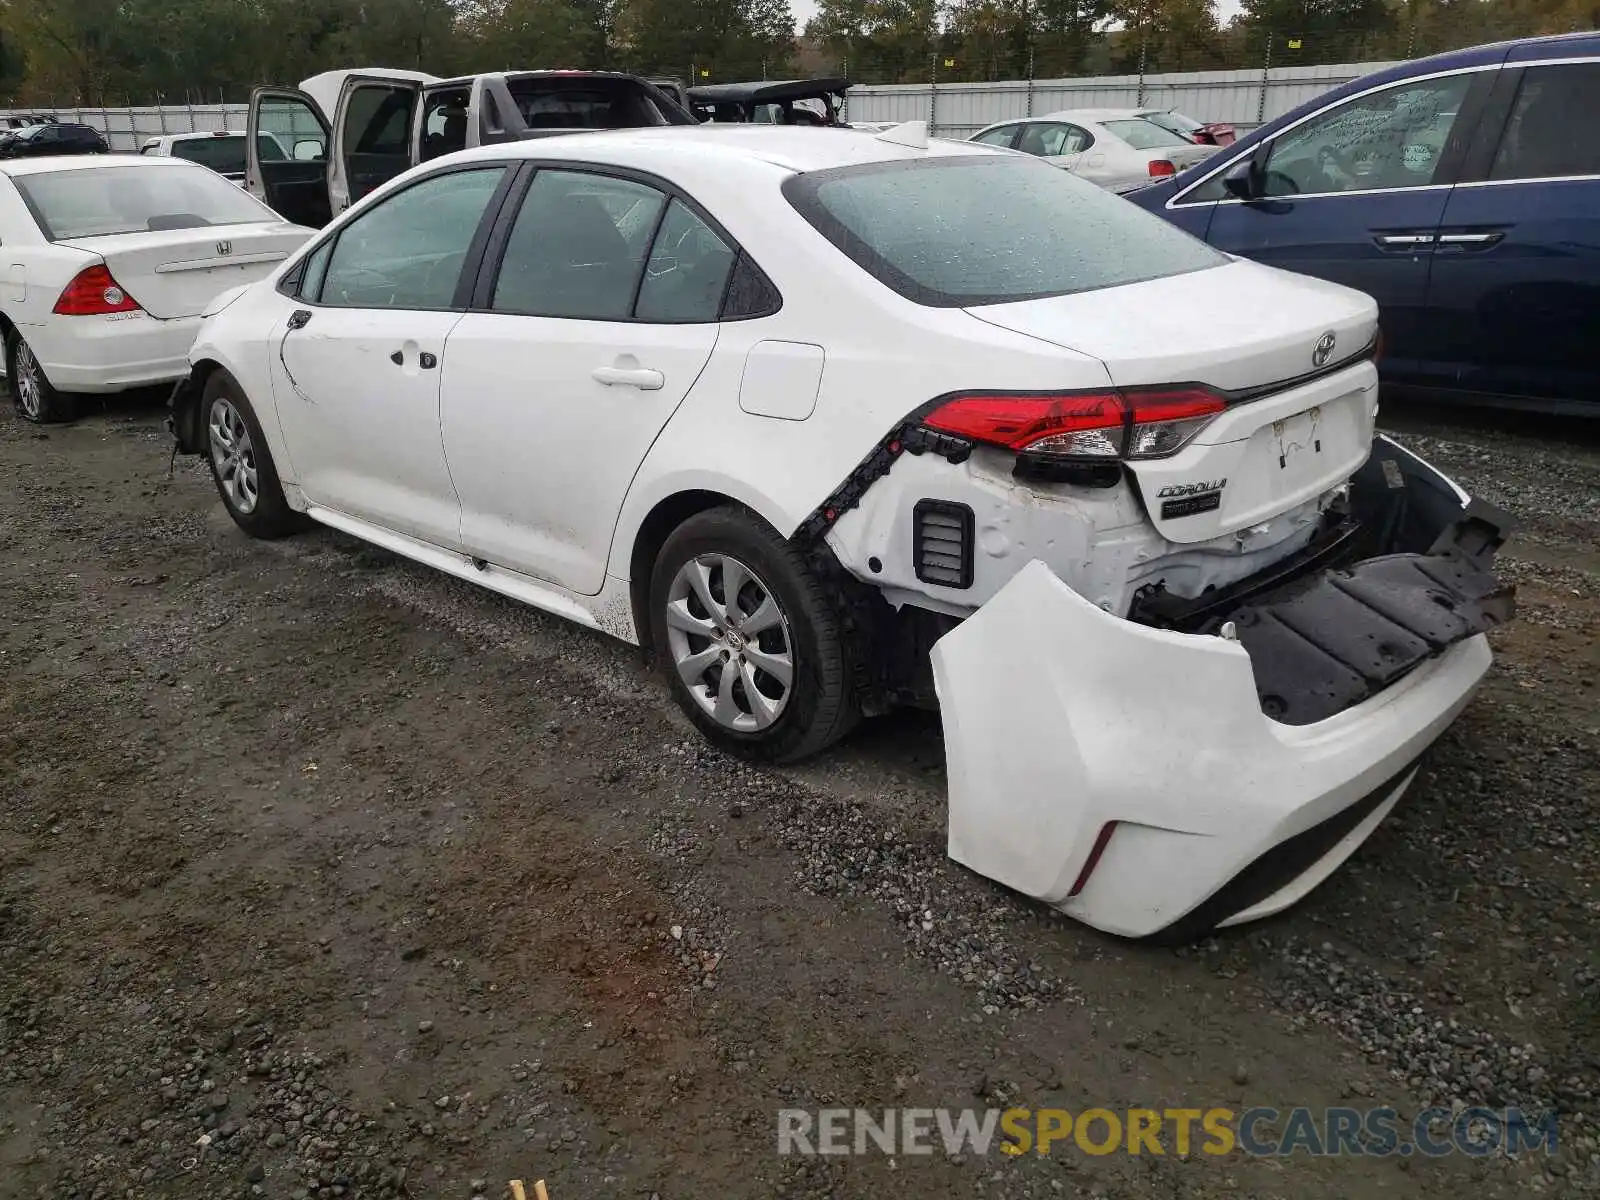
[665,553,795,733]
[13,340,42,420]
[208,397,260,516]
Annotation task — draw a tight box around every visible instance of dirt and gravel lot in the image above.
[0,391,1595,1200]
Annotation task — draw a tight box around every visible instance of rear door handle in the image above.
[1436,231,1505,251]
[592,365,665,391]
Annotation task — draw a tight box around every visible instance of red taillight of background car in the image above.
[1148,158,1177,178]
[53,264,142,316]
[921,386,1225,461]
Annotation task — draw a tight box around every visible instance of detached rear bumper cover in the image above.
[931,447,1512,939]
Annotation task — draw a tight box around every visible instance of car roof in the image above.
[428,69,658,89]
[440,122,998,176]
[0,154,203,177]
[1040,108,1145,122]
[165,130,248,140]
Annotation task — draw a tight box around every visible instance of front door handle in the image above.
[1374,232,1437,249]
[592,364,665,391]
[389,349,440,368]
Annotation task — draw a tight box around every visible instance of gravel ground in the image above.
[0,394,1595,1200]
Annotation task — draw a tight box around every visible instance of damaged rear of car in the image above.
[778,149,1514,938]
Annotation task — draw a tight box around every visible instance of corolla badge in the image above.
[1313,331,1336,368]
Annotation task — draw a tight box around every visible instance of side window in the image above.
[344,85,414,156]
[1490,64,1600,182]
[319,167,505,309]
[420,88,470,162]
[973,126,1018,149]
[635,199,737,323]
[298,238,335,302]
[491,170,665,320]
[1261,73,1473,196]
[1016,123,1087,157]
[260,95,327,162]
[1060,124,1093,154]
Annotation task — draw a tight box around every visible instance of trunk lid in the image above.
[55,224,309,319]
[967,259,1381,544]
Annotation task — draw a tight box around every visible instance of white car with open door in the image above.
[245,68,696,229]
[0,156,314,423]
[167,124,1514,940]
[971,108,1220,193]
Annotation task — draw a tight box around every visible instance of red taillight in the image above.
[1148,158,1177,178]
[1068,821,1119,898]
[922,386,1224,461]
[53,264,141,316]
[923,392,1124,455]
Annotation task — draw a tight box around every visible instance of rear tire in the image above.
[202,370,307,539]
[6,329,76,424]
[649,506,860,763]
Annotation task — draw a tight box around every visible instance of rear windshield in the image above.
[1102,118,1192,150]
[782,155,1227,307]
[506,77,675,130]
[1143,111,1202,135]
[169,134,285,173]
[15,163,277,240]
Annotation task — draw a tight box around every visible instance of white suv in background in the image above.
[139,130,293,185]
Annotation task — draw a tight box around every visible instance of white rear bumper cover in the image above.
[932,559,1495,940]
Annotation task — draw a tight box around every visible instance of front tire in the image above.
[6,330,76,424]
[202,371,306,539]
[649,507,859,763]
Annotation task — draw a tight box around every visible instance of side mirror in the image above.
[1222,157,1257,201]
[293,139,324,161]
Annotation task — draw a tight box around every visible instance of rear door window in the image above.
[1489,63,1600,181]
[490,171,665,318]
[783,154,1226,307]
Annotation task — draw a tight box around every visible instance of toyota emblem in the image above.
[1313,331,1336,368]
[215,240,232,256]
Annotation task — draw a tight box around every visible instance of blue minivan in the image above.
[1129,33,1600,415]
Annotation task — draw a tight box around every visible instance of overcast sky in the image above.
[791,0,1246,34]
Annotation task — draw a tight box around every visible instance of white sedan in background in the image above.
[166,123,1512,939]
[971,107,1219,192]
[0,156,314,423]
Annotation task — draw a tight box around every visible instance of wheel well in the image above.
[172,357,224,453]
[628,490,739,653]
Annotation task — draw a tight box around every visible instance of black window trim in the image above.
[782,154,1225,309]
[468,158,781,325]
[276,160,522,312]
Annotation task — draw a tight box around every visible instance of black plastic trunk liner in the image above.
[1215,549,1515,726]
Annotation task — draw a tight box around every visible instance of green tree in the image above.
[807,0,938,81]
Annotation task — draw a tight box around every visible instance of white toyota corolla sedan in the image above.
[0,156,314,423]
[167,124,1514,939]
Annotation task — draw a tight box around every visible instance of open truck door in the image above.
[327,72,434,218]
[246,85,333,229]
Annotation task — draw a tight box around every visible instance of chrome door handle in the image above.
[1436,231,1505,249]
[592,365,664,391]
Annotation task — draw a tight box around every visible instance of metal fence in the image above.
[3,59,1386,150]
[845,60,1395,139]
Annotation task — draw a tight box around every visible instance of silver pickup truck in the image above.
[245,68,696,228]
